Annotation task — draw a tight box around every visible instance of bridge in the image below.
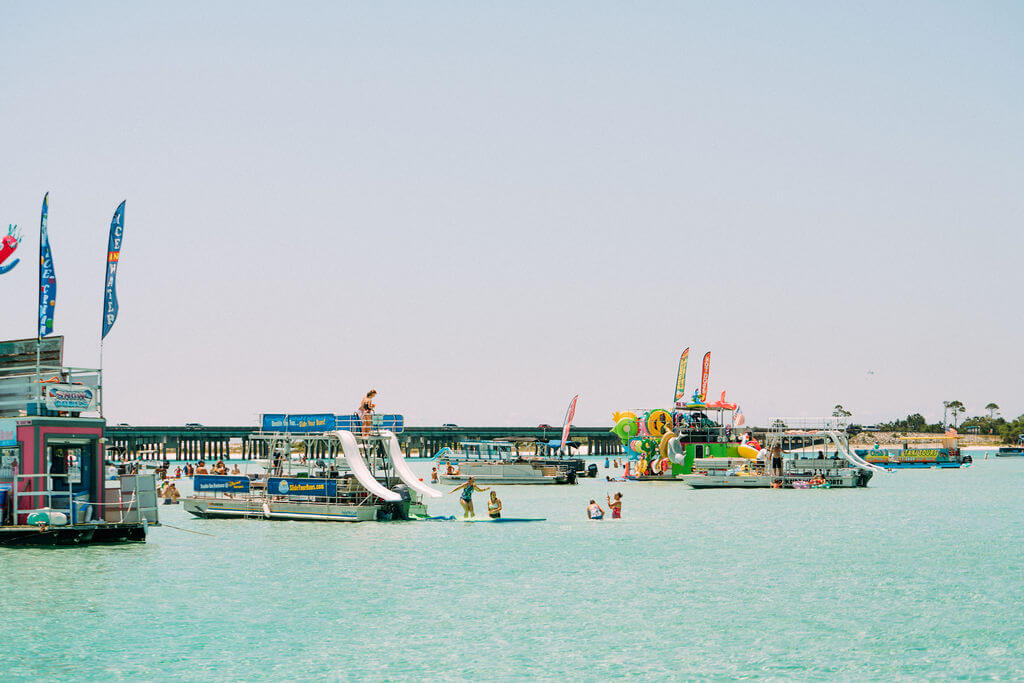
[102,425,632,460]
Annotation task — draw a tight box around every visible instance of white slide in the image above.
[335,430,402,502]
[828,432,886,473]
[380,430,443,498]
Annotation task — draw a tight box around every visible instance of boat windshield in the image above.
[457,441,514,460]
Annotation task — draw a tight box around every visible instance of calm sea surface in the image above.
[2,452,1022,680]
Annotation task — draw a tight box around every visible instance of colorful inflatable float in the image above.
[609,390,747,482]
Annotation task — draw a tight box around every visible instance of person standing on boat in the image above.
[357,390,377,436]
[770,444,783,476]
[449,477,490,518]
[487,490,502,519]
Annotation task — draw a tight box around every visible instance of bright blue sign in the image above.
[193,475,250,493]
[267,477,337,497]
[260,414,336,433]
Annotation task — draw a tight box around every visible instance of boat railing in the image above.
[10,472,75,522]
[767,416,850,433]
[0,362,102,416]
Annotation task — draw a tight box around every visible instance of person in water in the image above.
[449,477,491,518]
[357,389,377,435]
[606,492,622,519]
[230,463,241,475]
[431,467,439,483]
[162,482,181,504]
[587,499,604,520]
[487,490,502,519]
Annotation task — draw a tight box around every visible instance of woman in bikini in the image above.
[357,390,377,435]
[487,490,502,519]
[449,476,490,518]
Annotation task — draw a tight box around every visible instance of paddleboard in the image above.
[423,515,545,523]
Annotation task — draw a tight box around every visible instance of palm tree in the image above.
[832,404,852,418]
[942,400,952,427]
[985,403,1000,419]
[947,400,966,429]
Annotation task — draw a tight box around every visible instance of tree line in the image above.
[836,401,1023,444]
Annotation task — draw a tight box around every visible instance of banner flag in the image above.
[38,193,56,337]
[101,201,126,340]
[699,351,711,402]
[559,394,579,449]
[673,348,690,402]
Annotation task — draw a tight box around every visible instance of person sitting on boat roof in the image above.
[449,477,491,518]
[195,462,209,475]
[230,463,241,475]
[587,499,604,520]
[487,491,502,519]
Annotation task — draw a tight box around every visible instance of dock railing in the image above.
[0,362,102,416]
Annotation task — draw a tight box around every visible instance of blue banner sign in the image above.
[38,192,56,337]
[335,413,405,434]
[267,477,337,497]
[260,414,336,433]
[101,201,126,340]
[193,475,250,493]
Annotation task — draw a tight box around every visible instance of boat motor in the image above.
[586,463,598,478]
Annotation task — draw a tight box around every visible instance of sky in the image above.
[1,2,1021,427]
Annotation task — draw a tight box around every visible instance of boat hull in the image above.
[438,474,566,485]
[682,471,870,489]
[184,497,385,522]
[0,522,148,546]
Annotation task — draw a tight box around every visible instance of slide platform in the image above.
[335,430,402,502]
[380,430,442,499]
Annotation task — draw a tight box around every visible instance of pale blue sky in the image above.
[1,2,1021,426]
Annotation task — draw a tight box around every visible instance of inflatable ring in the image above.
[626,437,644,458]
[647,409,673,438]
[650,456,663,474]
[611,416,639,442]
[736,445,758,460]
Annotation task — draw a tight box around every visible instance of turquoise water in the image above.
[2,454,1023,680]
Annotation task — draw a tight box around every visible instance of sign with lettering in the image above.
[43,384,98,412]
[261,414,336,433]
[193,475,251,493]
[268,477,337,497]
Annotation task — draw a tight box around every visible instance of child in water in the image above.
[606,492,622,519]
[587,499,604,520]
